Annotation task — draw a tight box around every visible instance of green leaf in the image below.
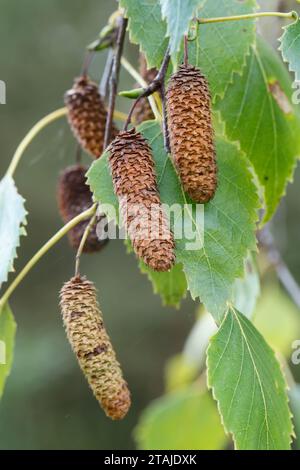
[159,0,204,56]
[217,37,300,223]
[135,386,227,450]
[0,303,17,399]
[279,15,300,83]
[207,306,293,450]
[164,354,198,392]
[188,0,257,100]
[119,0,169,68]
[87,121,259,320]
[289,384,300,450]
[0,175,27,288]
[139,262,187,308]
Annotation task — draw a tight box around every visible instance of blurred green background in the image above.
[0,0,300,450]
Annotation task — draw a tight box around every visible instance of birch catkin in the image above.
[64,76,118,159]
[109,128,175,272]
[166,64,217,203]
[57,165,107,252]
[60,276,131,420]
[132,54,157,125]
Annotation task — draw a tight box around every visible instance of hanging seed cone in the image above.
[60,276,131,420]
[109,128,175,272]
[166,64,217,203]
[132,54,158,125]
[64,76,118,159]
[57,165,108,252]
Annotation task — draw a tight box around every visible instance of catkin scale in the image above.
[166,64,217,203]
[64,76,118,159]
[132,54,157,125]
[57,165,107,252]
[109,129,175,272]
[60,276,131,420]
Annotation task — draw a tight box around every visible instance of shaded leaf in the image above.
[207,306,293,450]
[135,386,227,450]
[87,121,259,321]
[0,303,17,399]
[217,37,300,222]
[0,175,27,288]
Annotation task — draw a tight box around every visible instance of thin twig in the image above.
[0,204,97,310]
[258,225,300,309]
[104,16,128,149]
[124,94,147,130]
[75,211,98,277]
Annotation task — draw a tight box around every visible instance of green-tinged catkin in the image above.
[64,76,118,159]
[109,128,175,272]
[166,64,217,203]
[60,276,131,420]
[57,165,107,252]
[132,54,157,125]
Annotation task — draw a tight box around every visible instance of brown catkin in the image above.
[64,76,118,159]
[60,276,131,420]
[57,165,108,252]
[132,54,157,125]
[166,64,217,203]
[109,128,175,272]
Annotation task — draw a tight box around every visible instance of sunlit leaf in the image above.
[207,306,293,450]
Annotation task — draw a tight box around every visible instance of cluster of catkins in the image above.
[59,54,216,420]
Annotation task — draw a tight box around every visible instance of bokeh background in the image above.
[0,0,299,450]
